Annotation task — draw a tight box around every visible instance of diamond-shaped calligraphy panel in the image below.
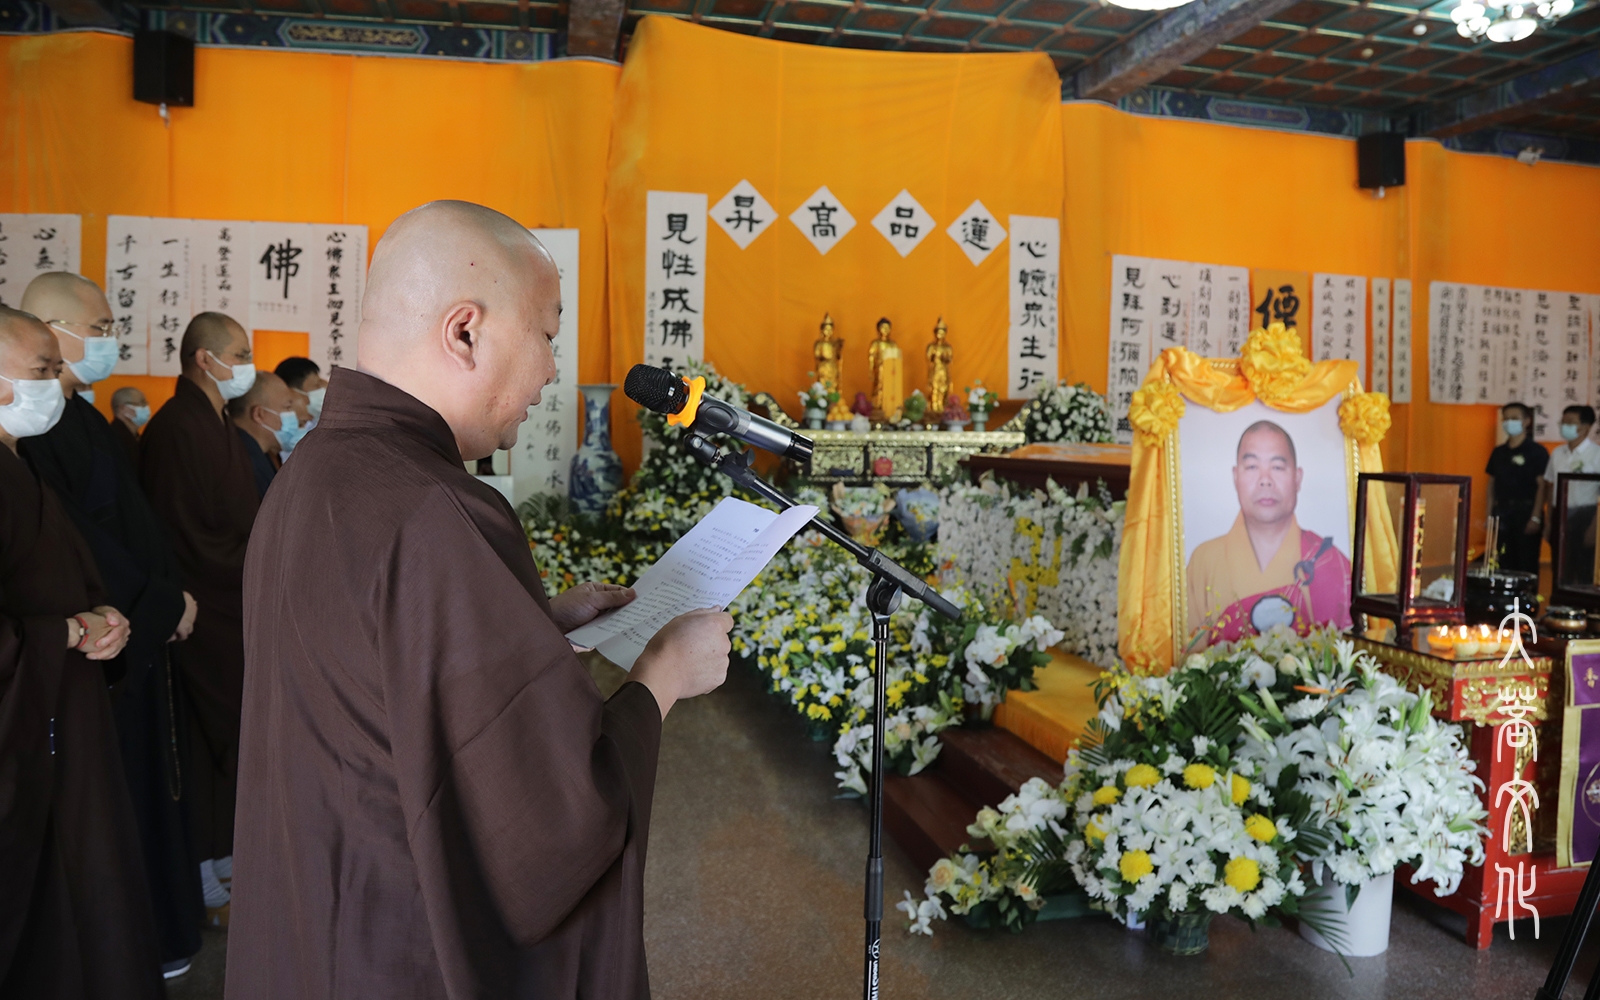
[710,180,776,250]
[871,190,935,258]
[788,185,856,255]
[946,199,1005,266]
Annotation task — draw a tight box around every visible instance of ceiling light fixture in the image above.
[1452,0,1573,42]
[1104,0,1197,11]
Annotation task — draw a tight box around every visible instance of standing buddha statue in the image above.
[926,317,952,417]
[868,317,904,424]
[814,313,852,423]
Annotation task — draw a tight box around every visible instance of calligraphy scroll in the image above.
[515,228,580,506]
[644,191,706,371]
[1557,293,1590,414]
[249,222,316,333]
[309,224,366,370]
[1392,279,1413,403]
[0,213,81,310]
[193,221,252,325]
[1007,215,1057,399]
[146,218,192,377]
[1107,255,1187,444]
[1311,273,1367,382]
[1188,264,1249,360]
[106,215,152,375]
[1370,278,1391,397]
[1250,268,1309,352]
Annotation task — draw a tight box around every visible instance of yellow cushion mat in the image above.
[993,651,1103,764]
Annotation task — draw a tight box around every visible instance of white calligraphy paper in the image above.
[1008,215,1057,399]
[710,180,775,250]
[192,220,251,324]
[1107,255,1189,443]
[308,224,366,370]
[1187,264,1249,359]
[1556,292,1589,413]
[106,215,152,376]
[1391,279,1412,403]
[515,228,580,506]
[789,185,854,256]
[1311,273,1367,382]
[0,215,22,308]
[946,200,1005,267]
[146,218,193,377]
[1370,278,1391,396]
[871,190,935,259]
[248,222,316,332]
[644,191,706,371]
[566,498,818,670]
[0,213,81,309]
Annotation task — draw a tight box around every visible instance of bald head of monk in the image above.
[358,201,560,461]
[21,272,116,395]
[181,312,254,417]
[228,370,296,456]
[0,308,65,451]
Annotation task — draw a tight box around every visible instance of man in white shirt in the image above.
[1535,404,1600,582]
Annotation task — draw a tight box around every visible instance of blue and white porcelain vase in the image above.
[894,488,941,544]
[569,384,624,513]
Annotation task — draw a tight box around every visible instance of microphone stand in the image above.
[676,427,961,1000]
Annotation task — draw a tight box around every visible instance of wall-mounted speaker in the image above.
[133,30,194,107]
[1357,133,1405,190]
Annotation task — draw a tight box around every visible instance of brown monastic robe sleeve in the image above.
[377,490,661,994]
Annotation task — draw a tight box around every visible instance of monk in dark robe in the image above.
[226,369,296,498]
[228,201,732,1000]
[20,272,205,978]
[110,385,150,468]
[140,310,261,923]
[0,308,163,999]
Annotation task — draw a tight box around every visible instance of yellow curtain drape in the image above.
[1117,341,1398,672]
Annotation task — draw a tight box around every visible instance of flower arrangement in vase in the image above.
[941,395,970,432]
[1020,380,1115,445]
[799,378,838,430]
[830,482,896,545]
[966,382,998,431]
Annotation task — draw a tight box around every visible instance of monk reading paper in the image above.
[227,201,733,1000]
[1185,419,1352,644]
[0,308,163,999]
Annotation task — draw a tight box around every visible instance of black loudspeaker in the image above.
[133,30,194,107]
[1357,133,1405,189]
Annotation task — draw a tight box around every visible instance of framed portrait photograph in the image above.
[1178,397,1356,648]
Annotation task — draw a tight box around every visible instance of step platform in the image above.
[882,651,1100,872]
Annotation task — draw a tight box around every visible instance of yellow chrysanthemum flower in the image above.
[1230,773,1250,806]
[1224,856,1260,893]
[1183,763,1216,790]
[1092,786,1121,806]
[1244,814,1277,843]
[1125,764,1160,788]
[1119,849,1153,883]
[1085,818,1107,843]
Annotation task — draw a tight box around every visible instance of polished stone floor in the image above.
[175,656,1593,999]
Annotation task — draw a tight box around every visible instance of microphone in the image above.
[625,364,815,463]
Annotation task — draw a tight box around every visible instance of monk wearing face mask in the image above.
[0,307,161,998]
[139,311,261,927]
[110,385,151,467]
[17,274,205,978]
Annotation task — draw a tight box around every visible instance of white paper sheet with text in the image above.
[564,497,819,670]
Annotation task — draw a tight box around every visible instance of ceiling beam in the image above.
[1073,0,1303,102]
[1420,48,1600,138]
[565,0,627,56]
[39,0,118,28]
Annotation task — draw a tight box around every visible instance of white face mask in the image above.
[305,386,326,420]
[52,325,120,386]
[130,404,151,427]
[208,359,258,401]
[1562,423,1582,442]
[1503,419,1524,437]
[0,373,66,439]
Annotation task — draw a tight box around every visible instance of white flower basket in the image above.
[1298,871,1394,957]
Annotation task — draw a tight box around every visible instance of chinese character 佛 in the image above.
[260,240,302,300]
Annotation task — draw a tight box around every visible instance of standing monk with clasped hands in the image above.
[227,201,733,1000]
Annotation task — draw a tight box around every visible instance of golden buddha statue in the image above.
[926,317,952,417]
[814,313,852,422]
[868,317,904,424]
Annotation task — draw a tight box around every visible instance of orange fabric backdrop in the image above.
[0,33,617,422]
[606,17,1064,470]
[1057,101,1600,542]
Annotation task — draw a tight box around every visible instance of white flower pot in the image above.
[1299,871,1394,957]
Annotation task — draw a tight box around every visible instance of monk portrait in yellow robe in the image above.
[1186,419,1352,645]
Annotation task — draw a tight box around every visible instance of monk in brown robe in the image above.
[1186,419,1352,644]
[110,386,150,468]
[140,310,261,922]
[228,201,732,1000]
[0,308,163,999]
[20,273,204,976]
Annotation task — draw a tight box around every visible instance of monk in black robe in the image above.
[0,308,163,999]
[228,201,732,1000]
[140,310,261,919]
[20,272,205,976]
[110,385,150,469]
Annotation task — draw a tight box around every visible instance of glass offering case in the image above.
[1553,472,1600,613]
[1351,472,1471,643]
